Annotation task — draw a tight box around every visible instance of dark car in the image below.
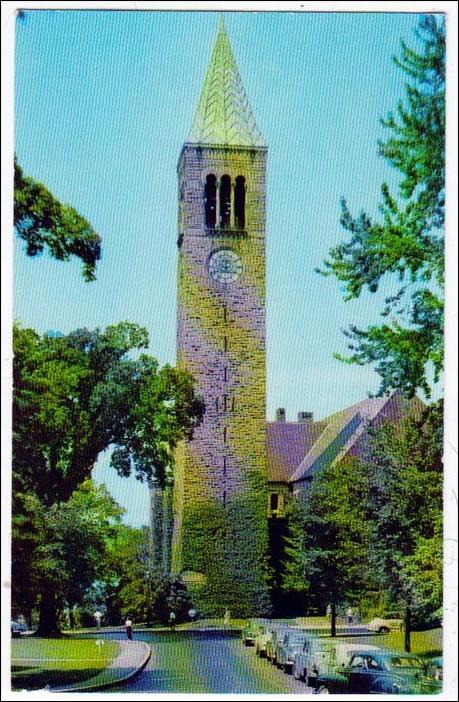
[312,650,442,695]
[11,621,28,638]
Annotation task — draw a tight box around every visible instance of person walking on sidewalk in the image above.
[125,617,133,640]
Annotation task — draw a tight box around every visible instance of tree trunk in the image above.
[162,482,173,575]
[69,606,75,630]
[331,602,337,637]
[404,606,411,653]
[36,588,61,637]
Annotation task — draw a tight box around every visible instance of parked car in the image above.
[425,656,443,682]
[312,650,442,695]
[275,630,312,673]
[292,639,380,685]
[254,624,276,658]
[242,619,266,646]
[266,626,291,664]
[366,616,404,633]
[11,621,28,638]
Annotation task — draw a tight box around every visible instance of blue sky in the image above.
[14,10,432,526]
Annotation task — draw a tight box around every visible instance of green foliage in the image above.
[12,321,203,633]
[319,16,445,397]
[283,401,443,630]
[14,159,102,281]
[283,457,376,608]
[13,322,204,505]
[181,496,271,617]
[12,479,123,635]
[364,400,443,623]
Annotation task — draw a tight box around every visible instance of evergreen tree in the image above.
[319,15,445,397]
[364,401,443,650]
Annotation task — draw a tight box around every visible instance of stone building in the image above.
[151,20,422,616]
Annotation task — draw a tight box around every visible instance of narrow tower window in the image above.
[223,426,227,442]
[223,456,227,475]
[219,175,231,228]
[223,336,228,352]
[205,174,217,228]
[223,367,228,382]
[223,395,227,412]
[235,176,246,229]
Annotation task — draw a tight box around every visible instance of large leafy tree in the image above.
[364,400,443,650]
[13,322,204,634]
[320,15,445,397]
[283,401,443,649]
[283,456,376,636]
[12,480,123,634]
[14,159,101,281]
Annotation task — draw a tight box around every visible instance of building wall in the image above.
[172,144,270,616]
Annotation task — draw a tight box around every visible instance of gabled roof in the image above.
[267,420,325,482]
[288,392,424,485]
[187,18,265,148]
[289,397,389,484]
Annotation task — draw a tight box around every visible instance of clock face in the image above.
[208,249,243,284]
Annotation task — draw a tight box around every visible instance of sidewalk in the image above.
[50,640,151,692]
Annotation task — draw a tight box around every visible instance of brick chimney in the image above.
[275,408,286,422]
[298,411,313,423]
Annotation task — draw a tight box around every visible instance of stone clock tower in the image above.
[171,19,270,615]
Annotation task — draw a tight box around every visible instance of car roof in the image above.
[337,643,380,650]
[348,649,423,660]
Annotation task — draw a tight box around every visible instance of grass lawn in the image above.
[11,637,120,690]
[338,628,442,657]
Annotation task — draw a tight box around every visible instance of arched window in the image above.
[234,176,246,229]
[219,175,231,228]
[204,174,217,228]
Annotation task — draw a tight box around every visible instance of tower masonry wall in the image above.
[171,144,270,616]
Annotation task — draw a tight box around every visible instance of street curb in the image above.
[50,641,151,693]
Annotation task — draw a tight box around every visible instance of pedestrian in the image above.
[326,604,332,619]
[224,609,231,625]
[188,608,197,623]
[347,607,354,625]
[94,610,102,629]
[124,617,133,640]
[169,611,176,629]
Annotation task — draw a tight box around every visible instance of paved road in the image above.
[105,631,314,694]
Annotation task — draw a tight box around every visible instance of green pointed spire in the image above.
[188,19,265,147]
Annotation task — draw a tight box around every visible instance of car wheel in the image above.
[315,684,330,695]
[379,626,390,633]
[292,665,301,681]
[283,663,292,674]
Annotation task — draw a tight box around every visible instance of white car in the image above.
[254,624,276,658]
[292,640,381,685]
[366,617,404,633]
